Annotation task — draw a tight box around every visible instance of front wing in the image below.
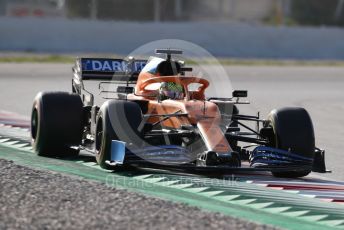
[106,140,328,173]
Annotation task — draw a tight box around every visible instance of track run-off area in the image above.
[1,63,344,229]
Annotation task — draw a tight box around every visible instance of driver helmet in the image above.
[159,82,184,100]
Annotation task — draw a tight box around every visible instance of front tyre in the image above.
[95,100,143,169]
[266,107,315,178]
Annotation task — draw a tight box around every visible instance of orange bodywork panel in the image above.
[127,72,232,154]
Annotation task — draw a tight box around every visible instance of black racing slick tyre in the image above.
[95,100,143,169]
[266,107,315,178]
[31,92,83,157]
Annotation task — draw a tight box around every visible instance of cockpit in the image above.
[130,49,209,101]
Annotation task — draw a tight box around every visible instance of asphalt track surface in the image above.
[0,158,277,230]
[0,63,343,181]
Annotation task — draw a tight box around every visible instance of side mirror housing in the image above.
[232,90,248,98]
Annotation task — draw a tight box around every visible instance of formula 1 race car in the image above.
[31,49,328,178]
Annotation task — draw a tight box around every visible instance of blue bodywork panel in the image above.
[110,140,126,164]
[81,58,146,73]
[110,141,192,165]
[250,146,313,168]
[132,145,192,164]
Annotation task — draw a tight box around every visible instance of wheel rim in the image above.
[95,119,103,157]
[31,108,38,140]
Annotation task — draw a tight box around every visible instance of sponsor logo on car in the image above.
[81,58,146,72]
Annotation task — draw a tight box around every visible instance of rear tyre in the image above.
[31,92,83,157]
[95,100,143,169]
[266,107,315,178]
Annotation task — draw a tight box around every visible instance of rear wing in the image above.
[73,58,147,82]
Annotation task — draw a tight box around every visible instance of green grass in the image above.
[0,55,75,63]
[1,54,344,66]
